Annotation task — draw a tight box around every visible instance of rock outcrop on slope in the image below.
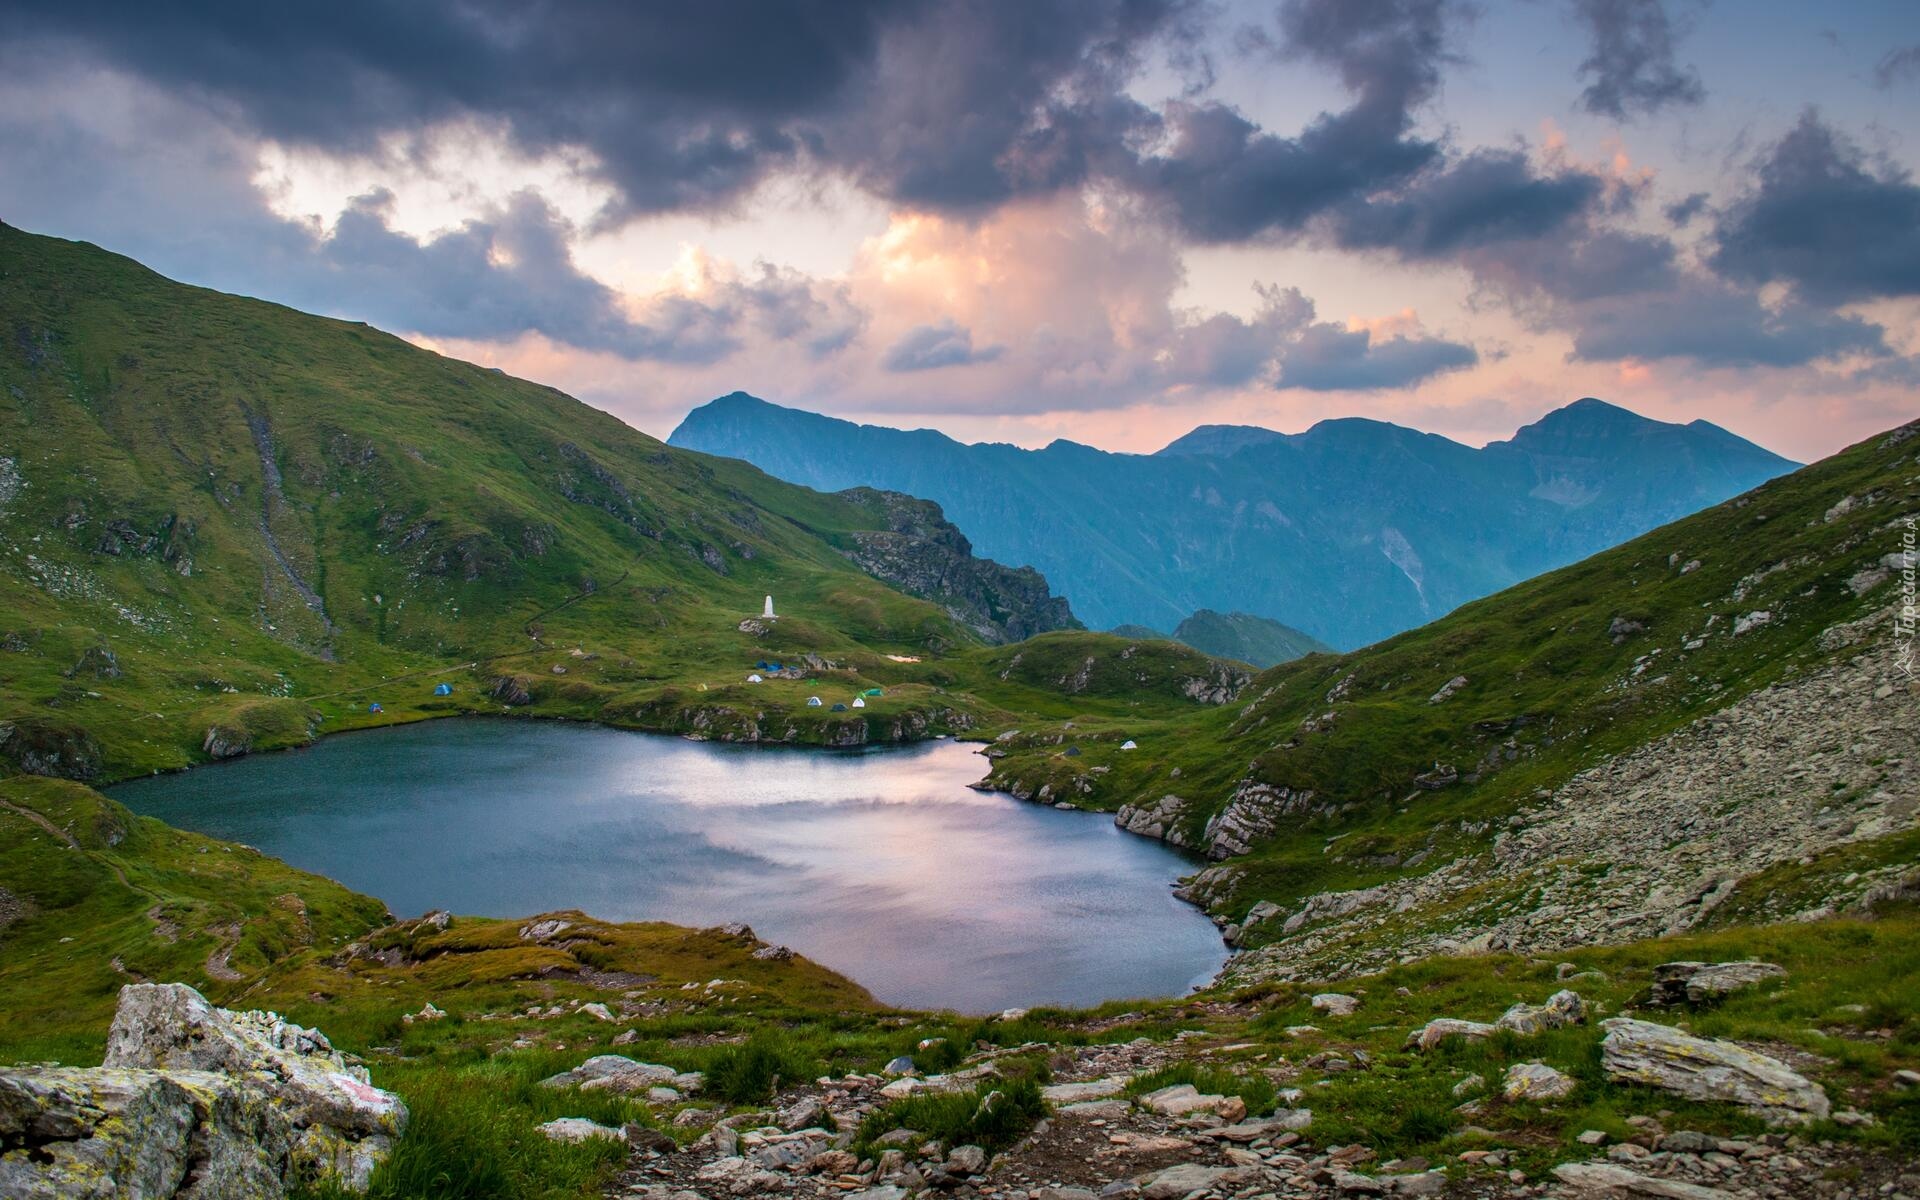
[1216,608,1920,985]
[837,488,1080,644]
[0,983,404,1197]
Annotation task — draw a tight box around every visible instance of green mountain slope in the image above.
[668,392,1798,647]
[982,417,1920,973]
[0,223,1136,778]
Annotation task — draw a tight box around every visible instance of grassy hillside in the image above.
[0,224,1222,779]
[982,417,1920,933]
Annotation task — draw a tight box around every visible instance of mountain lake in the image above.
[110,718,1227,1012]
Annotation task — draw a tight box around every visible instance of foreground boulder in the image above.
[0,983,403,1196]
[0,1066,287,1199]
[1599,1017,1830,1125]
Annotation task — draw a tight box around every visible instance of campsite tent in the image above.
[368,702,383,713]
[747,674,763,683]
[863,688,883,697]
[756,661,769,670]
[433,683,452,696]
[851,697,866,708]
[806,696,823,707]
[831,703,847,712]
[1121,739,1138,750]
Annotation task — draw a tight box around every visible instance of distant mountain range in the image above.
[669,393,1798,648]
[1112,610,1332,669]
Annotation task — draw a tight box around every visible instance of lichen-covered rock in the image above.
[1496,988,1587,1034]
[1599,1017,1830,1125]
[538,1054,693,1095]
[102,983,405,1188]
[1648,961,1787,1006]
[1407,990,1585,1049]
[0,1065,289,1199]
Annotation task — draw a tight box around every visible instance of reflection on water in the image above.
[110,719,1227,1012]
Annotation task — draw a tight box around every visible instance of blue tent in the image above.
[756,660,769,670]
[432,683,452,696]
[368,702,383,713]
[770,662,783,671]
[830,703,847,712]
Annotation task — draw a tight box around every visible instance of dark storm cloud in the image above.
[1329,149,1603,257]
[1663,190,1709,226]
[4,0,1195,221]
[1133,0,1461,242]
[300,192,867,363]
[9,0,1618,265]
[1277,322,1478,390]
[1708,112,1920,305]
[1568,283,1889,367]
[1464,227,1679,303]
[1875,45,1920,88]
[1161,285,1476,392]
[1567,0,1705,119]
[882,321,1005,372]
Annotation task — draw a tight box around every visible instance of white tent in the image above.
[1121,739,1138,750]
[747,674,763,683]
[806,696,823,707]
[851,696,866,708]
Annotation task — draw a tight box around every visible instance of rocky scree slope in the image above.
[0,222,1087,775]
[670,392,1796,647]
[979,418,1920,978]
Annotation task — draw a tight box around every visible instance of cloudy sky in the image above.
[3,0,1917,458]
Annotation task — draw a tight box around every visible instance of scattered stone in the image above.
[1139,1162,1231,1200]
[1311,992,1360,1017]
[538,1117,626,1143]
[946,1143,987,1174]
[1552,1161,1735,1198]
[1599,1018,1830,1124]
[1503,1061,1577,1101]
[1429,675,1468,704]
[1042,1076,1127,1103]
[538,1055,679,1094]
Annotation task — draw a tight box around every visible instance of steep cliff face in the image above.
[837,488,1080,644]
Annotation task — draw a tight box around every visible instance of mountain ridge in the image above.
[670,392,1798,647]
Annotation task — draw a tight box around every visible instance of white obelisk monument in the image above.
[763,595,776,619]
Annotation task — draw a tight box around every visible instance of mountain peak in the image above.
[1156,424,1285,457]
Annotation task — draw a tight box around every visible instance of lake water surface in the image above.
[110,719,1226,1012]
